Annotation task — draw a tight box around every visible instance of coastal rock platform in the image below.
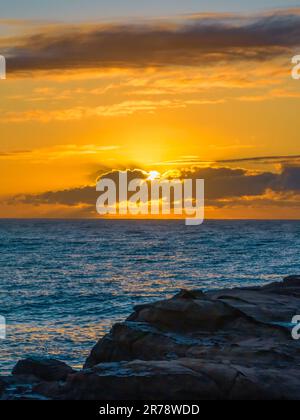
[1,276,300,400]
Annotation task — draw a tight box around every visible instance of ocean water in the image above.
[0,219,300,374]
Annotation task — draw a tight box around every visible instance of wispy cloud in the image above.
[0,97,225,122]
[153,154,300,167]
[216,155,300,164]
[0,144,120,160]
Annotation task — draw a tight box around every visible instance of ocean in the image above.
[0,219,299,374]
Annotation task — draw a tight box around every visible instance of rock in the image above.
[3,276,300,400]
[0,374,42,400]
[0,378,6,396]
[61,359,223,400]
[209,289,300,324]
[85,279,298,369]
[259,275,300,297]
[128,297,244,331]
[283,275,300,286]
[32,381,63,400]
[82,276,300,401]
[12,357,75,382]
[173,289,206,299]
[43,359,300,400]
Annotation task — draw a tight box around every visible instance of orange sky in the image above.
[0,9,300,218]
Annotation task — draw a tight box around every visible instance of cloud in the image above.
[12,186,97,207]
[8,164,300,214]
[5,9,300,74]
[216,155,300,165]
[155,154,300,167]
[182,165,300,200]
[0,97,225,122]
[0,150,31,157]
[9,169,148,207]
[0,144,120,160]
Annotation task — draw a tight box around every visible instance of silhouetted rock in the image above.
[2,276,300,400]
[0,378,6,396]
[60,359,300,400]
[283,275,300,286]
[12,357,75,382]
[0,374,42,400]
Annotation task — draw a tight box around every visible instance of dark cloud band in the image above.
[9,164,300,209]
[5,9,300,73]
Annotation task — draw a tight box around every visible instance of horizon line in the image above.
[0,217,300,222]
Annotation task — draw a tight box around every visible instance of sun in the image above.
[147,171,161,181]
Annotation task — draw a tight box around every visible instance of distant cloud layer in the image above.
[9,163,300,213]
[5,9,300,74]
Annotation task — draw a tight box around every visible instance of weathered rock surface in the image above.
[12,356,75,381]
[1,276,300,400]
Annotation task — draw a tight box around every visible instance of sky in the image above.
[0,1,300,219]
[2,1,300,20]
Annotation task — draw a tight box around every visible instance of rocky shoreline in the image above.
[1,276,300,400]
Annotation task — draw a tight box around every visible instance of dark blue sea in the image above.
[0,219,299,374]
